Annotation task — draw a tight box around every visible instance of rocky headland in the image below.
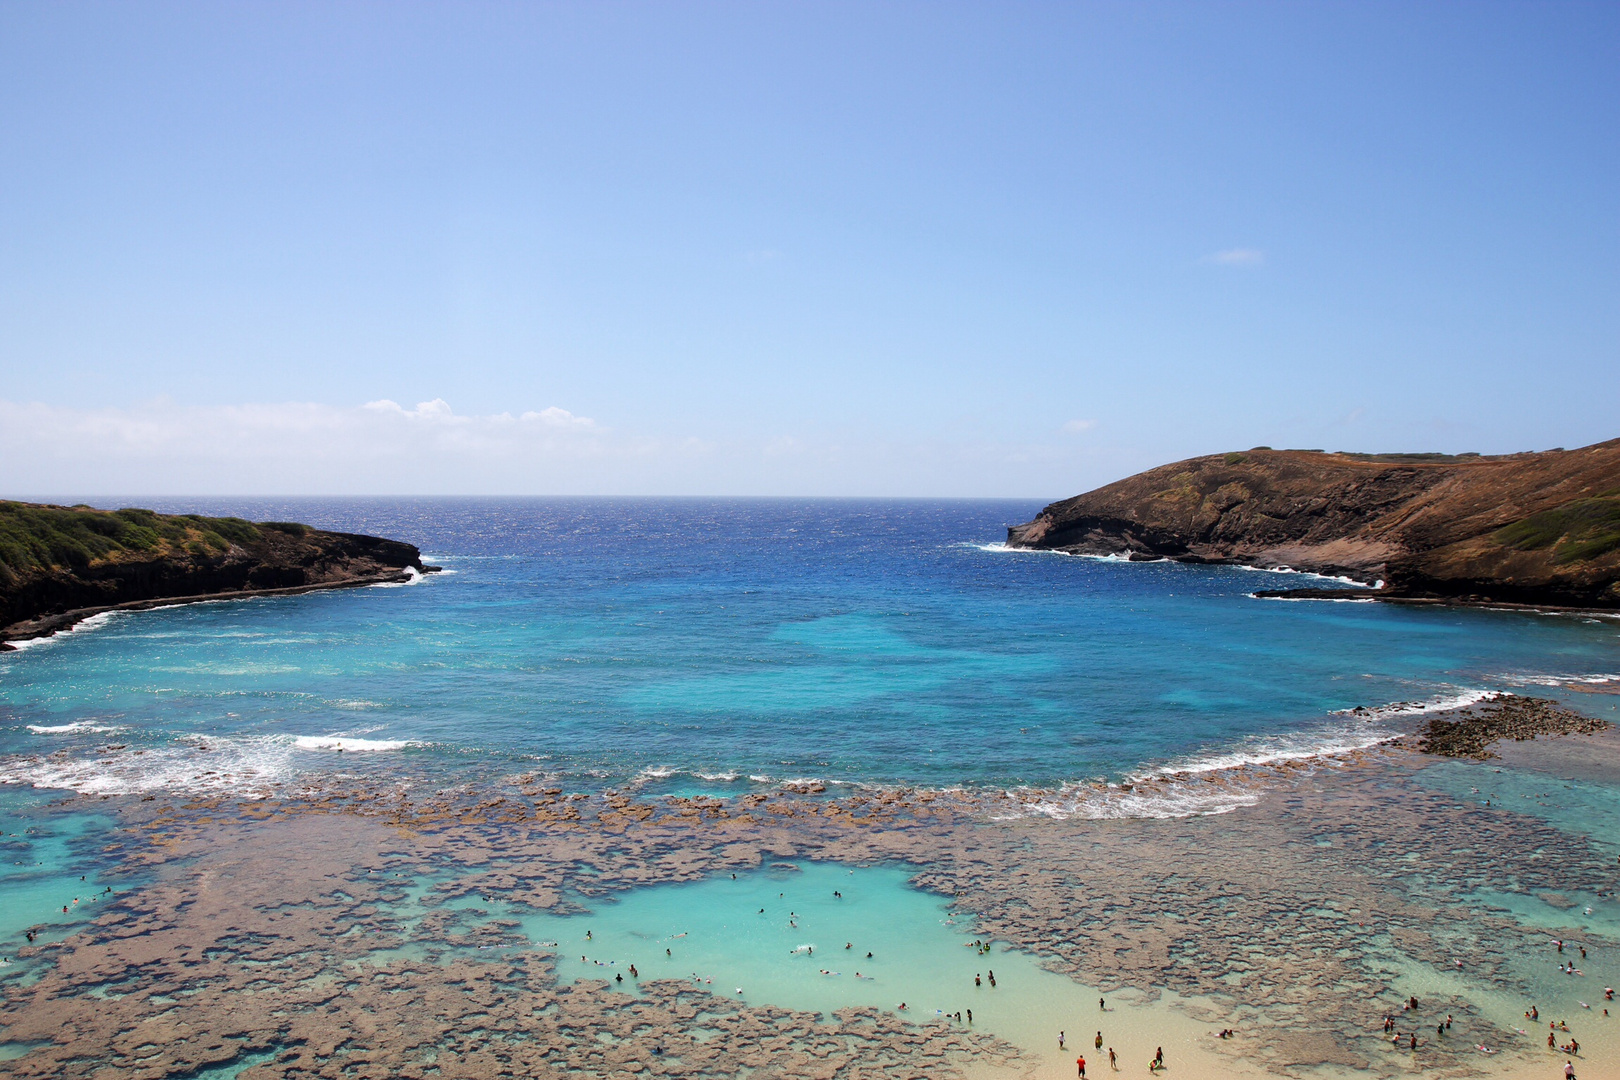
[1006,439,1620,608]
[0,501,431,648]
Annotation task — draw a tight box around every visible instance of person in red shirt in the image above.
[1076,1056,1086,1077]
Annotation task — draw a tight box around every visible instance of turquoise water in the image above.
[524,861,983,1016]
[509,860,1211,1071]
[0,786,120,972]
[2,498,1617,804]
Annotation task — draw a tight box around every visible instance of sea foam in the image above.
[26,720,128,735]
[997,781,1260,821]
[293,735,417,752]
[0,734,297,797]
[2,610,124,651]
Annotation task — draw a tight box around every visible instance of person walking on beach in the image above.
[1095,1031,1103,1049]
[1076,1054,1085,1077]
[1565,1060,1576,1079]
[1059,1031,1065,1050]
[1108,1047,1116,1069]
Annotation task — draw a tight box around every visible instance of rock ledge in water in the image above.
[1417,695,1612,759]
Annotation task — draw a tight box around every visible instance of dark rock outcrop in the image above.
[1007,439,1620,608]
[1,502,430,646]
[1416,695,1612,758]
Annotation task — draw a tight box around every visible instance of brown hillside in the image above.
[1006,439,1620,607]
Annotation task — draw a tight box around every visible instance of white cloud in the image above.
[520,406,595,429]
[0,397,1147,497]
[0,398,629,494]
[363,398,461,420]
[1205,248,1265,267]
[1064,418,1097,433]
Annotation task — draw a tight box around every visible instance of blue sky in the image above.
[2,2,1616,495]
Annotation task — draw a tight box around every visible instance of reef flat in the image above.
[4,715,1618,1079]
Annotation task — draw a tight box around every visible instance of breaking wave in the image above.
[0,730,420,796]
[26,720,128,736]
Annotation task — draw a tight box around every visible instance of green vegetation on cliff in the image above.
[0,502,267,582]
[1494,495,1620,565]
[1,501,428,642]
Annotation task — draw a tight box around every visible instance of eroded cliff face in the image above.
[0,505,427,643]
[1007,440,1620,607]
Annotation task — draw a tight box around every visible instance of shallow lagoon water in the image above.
[0,788,117,953]
[519,860,1235,1078]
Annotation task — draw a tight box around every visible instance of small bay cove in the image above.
[1,499,1618,1078]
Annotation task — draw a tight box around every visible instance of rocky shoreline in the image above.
[0,569,432,650]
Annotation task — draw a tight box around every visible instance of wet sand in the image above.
[2,736,1618,1079]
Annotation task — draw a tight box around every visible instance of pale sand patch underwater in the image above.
[2,733,1619,1079]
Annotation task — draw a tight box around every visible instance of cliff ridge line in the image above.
[1006,440,1620,608]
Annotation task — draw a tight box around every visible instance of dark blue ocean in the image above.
[4,498,1618,803]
